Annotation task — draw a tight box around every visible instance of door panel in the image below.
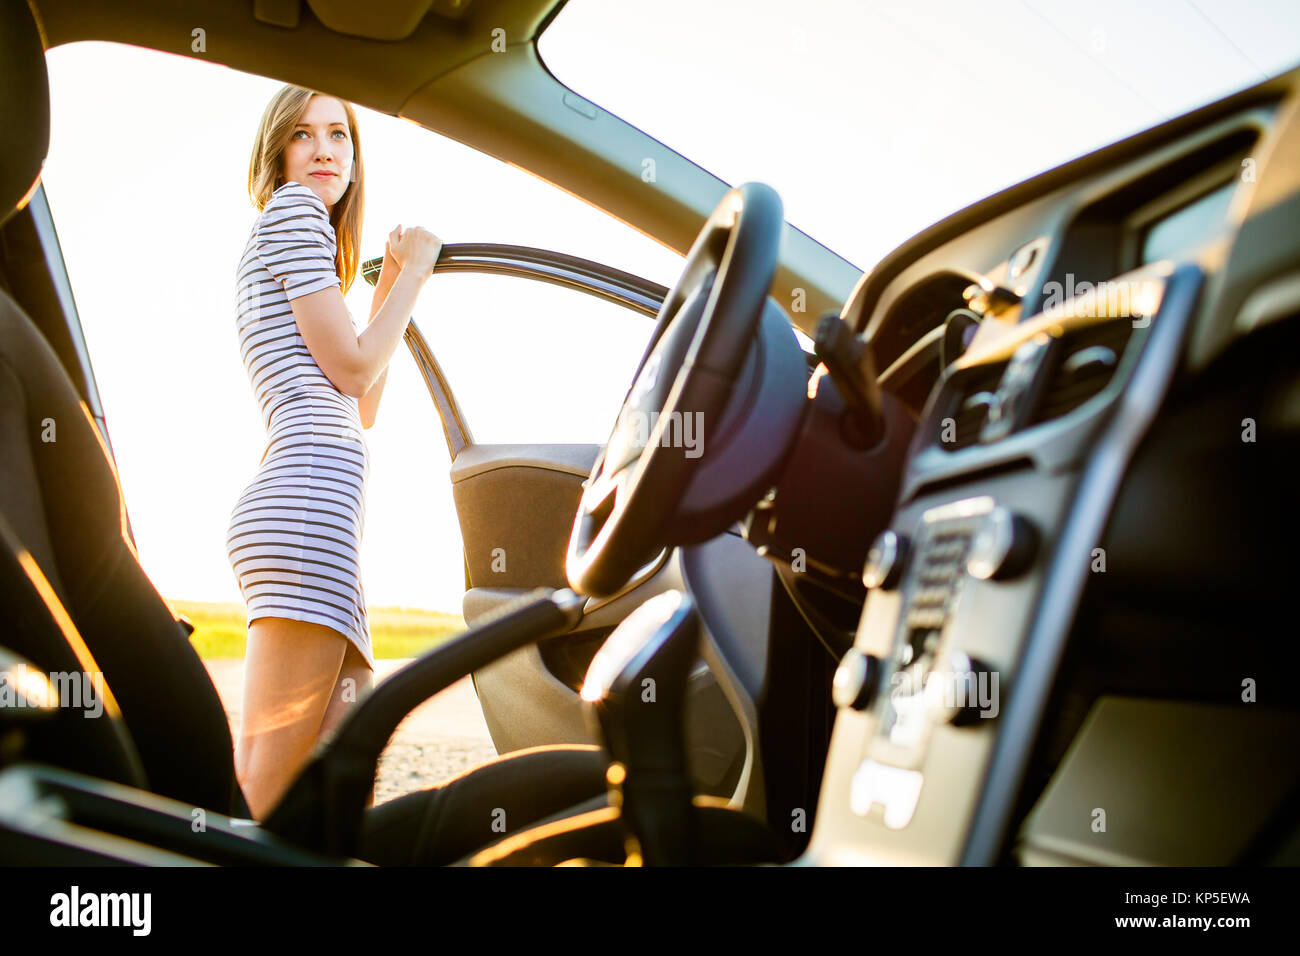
[451,443,597,590]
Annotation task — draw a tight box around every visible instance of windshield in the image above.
[538,0,1300,272]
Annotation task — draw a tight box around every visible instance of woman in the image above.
[226,85,438,818]
[226,86,608,863]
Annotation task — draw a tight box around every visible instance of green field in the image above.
[167,599,466,659]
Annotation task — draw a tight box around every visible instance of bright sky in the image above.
[39,0,1299,614]
[542,0,1300,270]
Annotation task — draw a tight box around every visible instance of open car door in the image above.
[362,244,757,798]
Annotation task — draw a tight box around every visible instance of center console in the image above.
[802,262,1204,865]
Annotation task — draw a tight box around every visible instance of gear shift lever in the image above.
[580,590,700,866]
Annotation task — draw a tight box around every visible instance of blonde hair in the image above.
[247,85,364,294]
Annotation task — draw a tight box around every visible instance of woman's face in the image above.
[280,95,354,212]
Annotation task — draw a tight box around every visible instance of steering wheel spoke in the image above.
[580,462,623,520]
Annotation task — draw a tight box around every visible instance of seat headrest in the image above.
[1,0,50,230]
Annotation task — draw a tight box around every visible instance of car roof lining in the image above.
[29,0,563,113]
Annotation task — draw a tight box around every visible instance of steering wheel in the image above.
[566,182,785,597]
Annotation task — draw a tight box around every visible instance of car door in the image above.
[362,243,753,798]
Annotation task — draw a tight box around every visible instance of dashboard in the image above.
[801,65,1300,866]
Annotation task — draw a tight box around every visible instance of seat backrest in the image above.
[0,507,147,789]
[0,0,49,231]
[0,286,247,816]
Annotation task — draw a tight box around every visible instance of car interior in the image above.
[2,0,1299,867]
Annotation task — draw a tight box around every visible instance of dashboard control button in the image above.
[925,650,999,725]
[863,530,907,590]
[966,507,1037,580]
[832,648,881,711]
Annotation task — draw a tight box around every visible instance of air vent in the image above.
[873,272,975,372]
[1029,320,1135,424]
[939,363,1006,452]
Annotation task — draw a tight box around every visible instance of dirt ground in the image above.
[203,659,499,806]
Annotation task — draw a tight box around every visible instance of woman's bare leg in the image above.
[318,639,373,743]
[234,616,347,820]
[317,639,376,807]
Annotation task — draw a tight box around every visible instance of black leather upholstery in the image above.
[1,0,50,230]
[0,286,250,815]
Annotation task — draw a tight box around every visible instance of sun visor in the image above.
[269,0,472,41]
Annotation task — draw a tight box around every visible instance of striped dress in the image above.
[225,180,373,669]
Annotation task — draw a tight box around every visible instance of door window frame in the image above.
[361,242,669,459]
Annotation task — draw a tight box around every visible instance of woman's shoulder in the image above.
[259,181,332,229]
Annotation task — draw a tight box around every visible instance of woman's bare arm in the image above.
[359,251,400,428]
[291,264,428,400]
